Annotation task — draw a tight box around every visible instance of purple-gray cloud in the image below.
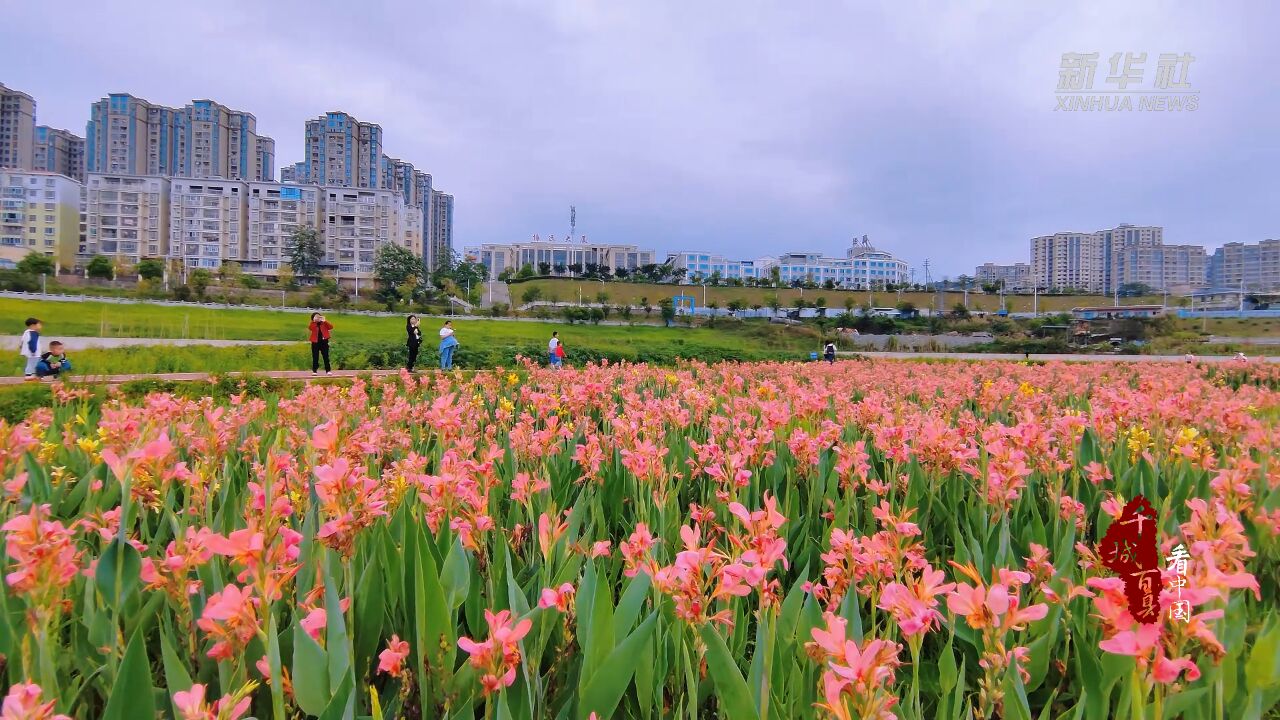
[7,0,1276,275]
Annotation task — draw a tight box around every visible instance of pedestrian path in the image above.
[0,368,409,386]
[0,336,292,351]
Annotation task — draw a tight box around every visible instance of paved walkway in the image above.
[1,336,293,351]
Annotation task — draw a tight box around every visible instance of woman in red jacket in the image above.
[308,312,333,375]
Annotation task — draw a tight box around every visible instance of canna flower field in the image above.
[1,359,1279,719]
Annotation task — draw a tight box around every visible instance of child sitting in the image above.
[35,341,72,381]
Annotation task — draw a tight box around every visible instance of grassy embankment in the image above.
[0,297,821,376]
[511,278,1167,313]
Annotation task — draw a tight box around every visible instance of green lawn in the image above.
[511,278,1165,314]
[1,297,825,376]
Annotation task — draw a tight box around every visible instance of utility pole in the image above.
[1033,284,1039,317]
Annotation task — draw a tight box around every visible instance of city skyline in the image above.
[5,1,1279,277]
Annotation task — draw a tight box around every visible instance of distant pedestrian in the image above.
[35,341,71,381]
[19,317,41,382]
[549,331,562,369]
[439,320,458,370]
[406,315,423,371]
[308,312,333,375]
[823,341,836,364]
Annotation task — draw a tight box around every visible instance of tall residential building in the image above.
[1031,231,1107,292]
[280,161,305,183]
[1101,224,1206,292]
[0,170,81,270]
[668,251,759,281]
[301,112,383,188]
[975,262,1033,291]
[429,190,454,270]
[33,127,86,181]
[85,94,274,181]
[168,179,248,271]
[323,186,405,278]
[1208,240,1280,292]
[470,238,655,281]
[83,173,170,263]
[0,83,36,170]
[244,182,323,278]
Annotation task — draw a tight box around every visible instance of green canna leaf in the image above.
[578,610,660,720]
[318,671,355,720]
[441,537,470,610]
[1246,615,1280,692]
[94,536,141,609]
[102,628,155,720]
[699,622,760,720]
[355,552,386,672]
[293,621,331,717]
[612,571,651,638]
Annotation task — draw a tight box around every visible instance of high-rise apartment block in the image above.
[429,190,454,269]
[1208,240,1280,292]
[323,186,404,276]
[0,169,81,270]
[245,182,323,278]
[1029,224,1204,293]
[1031,231,1107,292]
[974,262,1033,291]
[0,83,36,170]
[300,112,383,188]
[82,173,169,264]
[85,94,275,181]
[280,161,304,183]
[168,179,248,270]
[33,126,86,181]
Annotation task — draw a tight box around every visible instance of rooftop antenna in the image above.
[570,205,578,243]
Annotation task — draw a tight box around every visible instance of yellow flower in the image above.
[981,379,994,391]
[1017,381,1038,397]
[49,466,68,486]
[507,373,519,386]
[77,436,100,454]
[665,373,678,384]
[1126,426,1152,461]
[499,398,516,414]
[38,442,58,463]
[75,413,88,426]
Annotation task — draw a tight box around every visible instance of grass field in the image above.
[511,278,1168,313]
[1,297,826,375]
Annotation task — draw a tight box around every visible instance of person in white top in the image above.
[438,320,458,370]
[549,331,562,368]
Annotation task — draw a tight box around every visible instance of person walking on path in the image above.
[548,331,562,369]
[823,341,837,364]
[308,312,333,375]
[406,315,423,371]
[19,317,41,382]
[439,320,458,370]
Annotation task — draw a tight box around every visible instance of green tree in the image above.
[374,243,424,292]
[521,286,543,305]
[286,226,324,282]
[951,302,971,319]
[517,263,535,279]
[16,252,56,276]
[189,268,212,299]
[218,260,243,285]
[538,262,551,276]
[136,258,165,281]
[595,291,609,305]
[767,294,782,315]
[85,255,114,280]
[659,297,676,326]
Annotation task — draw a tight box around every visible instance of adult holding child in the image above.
[439,320,458,370]
[308,312,334,375]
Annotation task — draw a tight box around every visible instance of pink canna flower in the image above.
[172,683,253,720]
[2,504,80,605]
[538,583,576,612]
[378,635,411,676]
[589,540,612,558]
[878,564,955,636]
[300,607,326,641]
[196,584,261,661]
[310,420,339,453]
[458,609,533,695]
[1,683,71,720]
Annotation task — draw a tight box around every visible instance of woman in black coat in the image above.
[406,315,423,371]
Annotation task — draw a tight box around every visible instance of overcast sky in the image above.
[7,0,1277,276]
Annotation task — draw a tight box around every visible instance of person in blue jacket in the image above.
[438,320,458,370]
[35,340,72,380]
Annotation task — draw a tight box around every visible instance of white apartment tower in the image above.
[245,182,323,279]
[83,173,170,263]
[168,179,248,271]
[1,169,81,270]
